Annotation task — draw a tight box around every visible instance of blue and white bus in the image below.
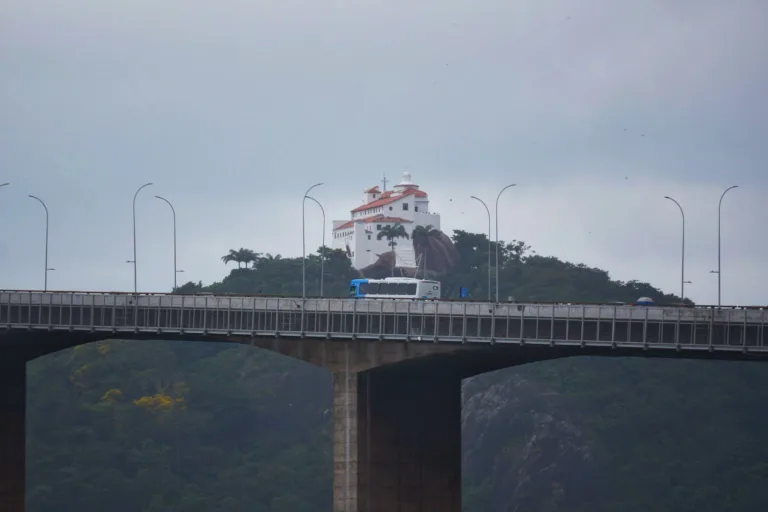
[348,277,441,300]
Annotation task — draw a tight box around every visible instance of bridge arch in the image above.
[3,290,768,511]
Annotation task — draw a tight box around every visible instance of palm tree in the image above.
[221,249,241,268]
[411,224,442,278]
[240,249,257,269]
[377,223,409,276]
[221,248,257,269]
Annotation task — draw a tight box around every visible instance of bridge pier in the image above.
[0,355,26,512]
[333,367,462,512]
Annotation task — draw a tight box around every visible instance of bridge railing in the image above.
[1,289,765,310]
[2,291,768,351]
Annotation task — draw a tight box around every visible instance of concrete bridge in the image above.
[2,290,768,511]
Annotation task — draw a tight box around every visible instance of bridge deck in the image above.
[1,292,767,353]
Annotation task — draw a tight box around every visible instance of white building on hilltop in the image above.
[332,172,441,270]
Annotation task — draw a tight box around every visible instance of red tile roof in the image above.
[364,215,412,224]
[364,186,381,193]
[350,188,427,213]
[333,214,413,231]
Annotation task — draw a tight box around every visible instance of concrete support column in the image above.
[333,367,462,512]
[0,355,26,512]
[333,370,360,511]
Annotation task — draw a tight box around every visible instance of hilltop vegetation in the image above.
[26,229,768,511]
[181,229,682,304]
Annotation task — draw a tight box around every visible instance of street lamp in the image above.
[494,184,516,302]
[664,196,685,301]
[154,195,181,290]
[304,195,326,297]
[712,185,738,307]
[302,183,323,299]
[28,195,51,291]
[130,183,153,293]
[470,195,492,302]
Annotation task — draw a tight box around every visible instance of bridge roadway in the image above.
[2,290,768,512]
[2,290,768,350]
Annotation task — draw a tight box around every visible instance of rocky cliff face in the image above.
[462,367,599,511]
[460,356,768,512]
[359,229,460,279]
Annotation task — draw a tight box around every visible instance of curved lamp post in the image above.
[713,185,738,307]
[130,183,153,293]
[302,183,323,299]
[154,195,183,290]
[494,184,516,302]
[470,195,492,302]
[304,195,326,297]
[28,195,52,291]
[664,196,685,301]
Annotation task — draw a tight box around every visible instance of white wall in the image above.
[414,211,441,231]
[332,190,442,269]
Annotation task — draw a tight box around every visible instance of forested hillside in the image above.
[26,231,768,511]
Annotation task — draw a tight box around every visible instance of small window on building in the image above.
[367,235,371,240]
[415,205,419,212]
[376,224,381,230]
[389,206,393,211]
[402,203,409,211]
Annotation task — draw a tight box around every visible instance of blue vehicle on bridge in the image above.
[349,277,441,300]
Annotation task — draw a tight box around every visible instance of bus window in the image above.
[348,285,358,296]
[360,282,379,294]
[379,282,397,295]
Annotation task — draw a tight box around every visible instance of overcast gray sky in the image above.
[2,0,767,305]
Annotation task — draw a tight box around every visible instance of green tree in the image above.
[376,223,409,276]
[411,224,442,277]
[220,248,257,269]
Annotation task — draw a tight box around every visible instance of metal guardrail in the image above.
[1,289,764,310]
[1,291,767,352]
